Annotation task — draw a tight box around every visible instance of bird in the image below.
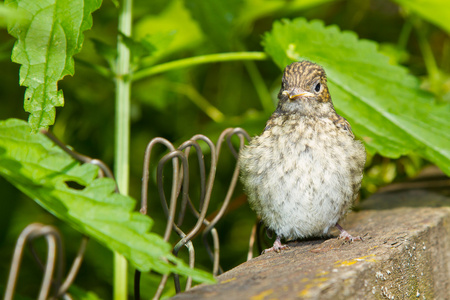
[238,61,366,253]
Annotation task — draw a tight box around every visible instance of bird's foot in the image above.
[335,223,363,242]
[262,236,289,254]
[338,231,362,242]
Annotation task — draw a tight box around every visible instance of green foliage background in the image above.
[0,0,449,298]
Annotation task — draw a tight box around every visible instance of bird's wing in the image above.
[330,114,355,138]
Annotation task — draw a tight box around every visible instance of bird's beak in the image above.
[282,89,309,100]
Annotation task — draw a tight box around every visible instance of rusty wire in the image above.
[136,127,250,299]
[5,224,62,300]
[4,223,89,300]
[5,128,252,299]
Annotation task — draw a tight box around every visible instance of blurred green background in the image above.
[1,0,449,298]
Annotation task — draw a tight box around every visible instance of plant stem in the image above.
[172,83,225,123]
[397,18,413,50]
[114,0,132,298]
[132,52,268,82]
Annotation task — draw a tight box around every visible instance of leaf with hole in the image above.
[0,118,215,284]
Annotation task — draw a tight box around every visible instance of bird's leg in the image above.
[335,223,362,242]
[262,236,290,254]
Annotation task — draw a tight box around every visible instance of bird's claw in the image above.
[262,238,290,254]
[335,223,363,243]
[262,244,290,254]
[338,231,363,242]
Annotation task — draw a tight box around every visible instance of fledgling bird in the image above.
[239,61,366,253]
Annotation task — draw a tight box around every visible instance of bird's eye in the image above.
[314,82,321,93]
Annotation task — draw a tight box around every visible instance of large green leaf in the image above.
[392,0,450,34]
[263,18,450,175]
[5,0,102,131]
[0,118,215,284]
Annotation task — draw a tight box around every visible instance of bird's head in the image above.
[276,61,333,116]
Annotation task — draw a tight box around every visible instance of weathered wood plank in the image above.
[171,190,450,299]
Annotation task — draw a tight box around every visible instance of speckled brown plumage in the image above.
[239,61,366,253]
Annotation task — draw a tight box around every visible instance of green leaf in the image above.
[0,118,215,284]
[263,18,450,175]
[5,0,102,132]
[392,0,450,34]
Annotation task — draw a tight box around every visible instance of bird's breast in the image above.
[238,115,365,239]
